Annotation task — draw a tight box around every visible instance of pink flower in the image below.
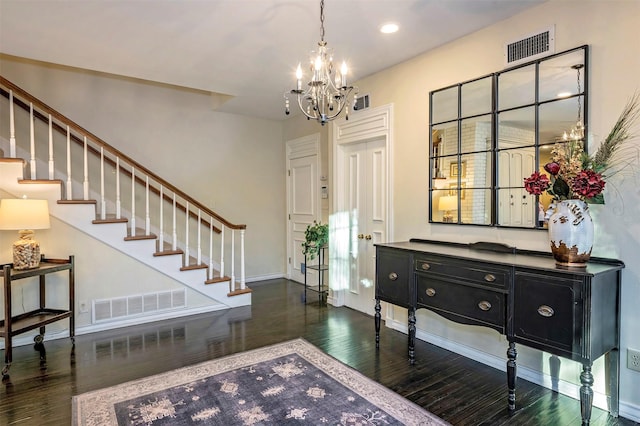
[570,170,606,199]
[524,171,550,195]
[544,162,560,175]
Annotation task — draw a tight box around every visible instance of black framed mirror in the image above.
[429,45,588,228]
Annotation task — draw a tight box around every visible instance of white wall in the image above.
[0,57,287,281]
[284,0,640,419]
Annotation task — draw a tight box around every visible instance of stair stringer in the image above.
[0,160,251,308]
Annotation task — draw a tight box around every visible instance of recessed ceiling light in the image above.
[380,23,399,34]
[557,91,571,98]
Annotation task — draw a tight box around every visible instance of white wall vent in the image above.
[354,94,370,111]
[92,289,186,323]
[504,26,555,66]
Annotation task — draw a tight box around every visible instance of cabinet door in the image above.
[514,271,584,357]
[375,247,412,308]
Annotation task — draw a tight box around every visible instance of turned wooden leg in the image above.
[507,341,517,411]
[408,308,416,365]
[580,363,594,425]
[374,299,381,349]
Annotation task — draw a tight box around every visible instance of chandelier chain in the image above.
[320,0,325,42]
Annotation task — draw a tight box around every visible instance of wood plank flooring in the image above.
[0,278,637,425]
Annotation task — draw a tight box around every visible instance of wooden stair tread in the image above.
[0,158,26,164]
[228,287,252,297]
[153,249,184,257]
[18,178,63,185]
[180,263,208,271]
[124,233,157,241]
[58,199,98,205]
[205,276,231,284]
[93,214,128,224]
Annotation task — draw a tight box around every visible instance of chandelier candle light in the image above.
[285,0,358,125]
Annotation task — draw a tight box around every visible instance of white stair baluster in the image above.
[9,90,16,158]
[48,114,54,179]
[197,209,202,265]
[184,202,190,265]
[66,126,72,200]
[240,229,246,290]
[172,194,177,251]
[29,103,36,179]
[115,157,121,218]
[100,147,105,220]
[230,230,235,292]
[159,185,164,251]
[130,166,136,235]
[220,226,225,278]
[208,217,214,278]
[145,176,150,235]
[83,137,89,200]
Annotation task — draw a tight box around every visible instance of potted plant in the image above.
[302,221,328,260]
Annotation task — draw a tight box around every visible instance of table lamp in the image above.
[0,198,51,270]
[438,195,457,223]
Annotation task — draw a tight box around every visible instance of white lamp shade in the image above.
[0,199,51,230]
[438,195,458,212]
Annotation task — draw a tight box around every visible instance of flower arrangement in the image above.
[302,221,328,260]
[524,94,640,204]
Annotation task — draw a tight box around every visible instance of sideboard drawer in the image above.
[416,275,506,330]
[376,247,412,308]
[415,256,510,290]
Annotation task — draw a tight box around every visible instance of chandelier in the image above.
[562,64,585,141]
[284,0,358,125]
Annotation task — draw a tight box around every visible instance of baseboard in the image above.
[385,318,640,423]
[246,273,285,283]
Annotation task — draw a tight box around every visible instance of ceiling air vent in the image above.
[354,94,370,111]
[504,26,555,66]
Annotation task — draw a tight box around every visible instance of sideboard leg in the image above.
[580,363,594,425]
[374,299,381,349]
[408,308,416,365]
[507,341,517,411]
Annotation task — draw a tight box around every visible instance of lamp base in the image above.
[12,230,41,270]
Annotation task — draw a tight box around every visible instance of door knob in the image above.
[365,235,372,240]
[358,234,364,239]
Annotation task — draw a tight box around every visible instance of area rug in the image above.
[73,338,448,425]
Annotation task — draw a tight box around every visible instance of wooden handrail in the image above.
[0,76,245,230]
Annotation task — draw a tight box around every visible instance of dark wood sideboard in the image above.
[374,239,624,426]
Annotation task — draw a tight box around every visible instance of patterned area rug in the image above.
[73,338,449,425]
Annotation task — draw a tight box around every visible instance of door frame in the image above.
[330,104,394,306]
[286,133,321,280]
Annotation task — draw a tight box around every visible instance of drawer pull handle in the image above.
[537,305,555,317]
[421,263,431,270]
[426,288,436,297]
[484,274,496,282]
[388,272,398,281]
[478,301,492,311]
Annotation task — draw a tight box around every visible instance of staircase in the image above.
[0,76,251,321]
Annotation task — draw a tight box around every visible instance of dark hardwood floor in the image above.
[0,279,637,425]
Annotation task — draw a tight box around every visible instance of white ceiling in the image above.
[0,0,545,121]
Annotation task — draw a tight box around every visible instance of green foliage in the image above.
[302,221,328,260]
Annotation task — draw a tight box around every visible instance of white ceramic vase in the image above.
[548,200,594,267]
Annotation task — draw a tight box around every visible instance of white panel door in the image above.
[342,138,386,315]
[288,155,318,283]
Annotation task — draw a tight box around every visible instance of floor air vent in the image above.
[504,26,555,66]
[92,289,186,323]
